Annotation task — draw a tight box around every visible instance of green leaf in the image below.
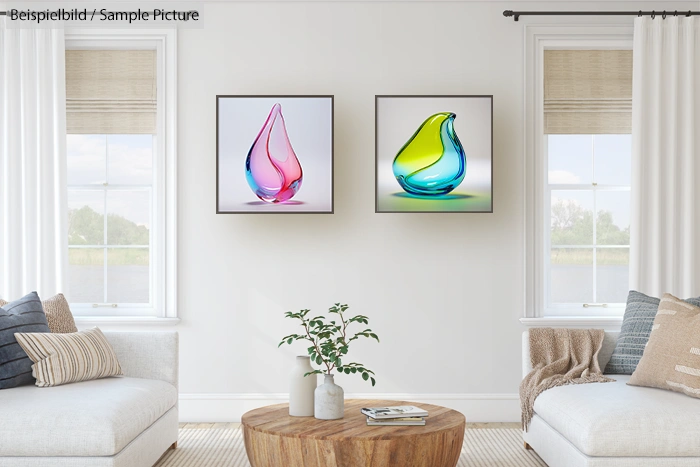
[344,367,351,374]
[316,355,323,365]
[335,358,342,367]
[351,368,357,373]
[287,338,293,345]
[370,377,376,386]
[362,372,369,381]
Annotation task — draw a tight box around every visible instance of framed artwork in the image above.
[217,95,334,213]
[375,95,493,213]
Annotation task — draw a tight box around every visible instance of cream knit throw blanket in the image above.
[520,328,615,431]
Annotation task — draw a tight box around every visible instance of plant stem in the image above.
[303,320,331,374]
[339,308,348,343]
[328,308,348,374]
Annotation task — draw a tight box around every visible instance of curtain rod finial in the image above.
[503,10,520,21]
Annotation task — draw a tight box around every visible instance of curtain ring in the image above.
[674,10,678,17]
[662,11,667,19]
[688,11,692,17]
[651,10,655,19]
[638,10,642,17]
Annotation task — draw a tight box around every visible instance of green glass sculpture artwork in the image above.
[392,112,466,196]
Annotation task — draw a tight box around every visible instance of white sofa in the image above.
[522,330,700,467]
[0,331,179,467]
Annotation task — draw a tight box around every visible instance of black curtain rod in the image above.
[2,9,698,20]
[504,10,700,21]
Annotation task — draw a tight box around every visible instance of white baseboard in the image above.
[178,393,520,423]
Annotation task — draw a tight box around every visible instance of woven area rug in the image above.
[155,425,546,467]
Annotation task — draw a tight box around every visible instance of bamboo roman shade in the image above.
[66,50,156,134]
[544,50,632,134]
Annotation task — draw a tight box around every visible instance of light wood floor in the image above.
[180,422,520,429]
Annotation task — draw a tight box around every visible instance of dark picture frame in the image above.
[375,95,494,213]
[216,95,334,214]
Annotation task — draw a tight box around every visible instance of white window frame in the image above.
[65,29,178,324]
[522,25,632,328]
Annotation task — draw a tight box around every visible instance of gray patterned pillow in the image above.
[0,292,50,389]
[605,291,700,374]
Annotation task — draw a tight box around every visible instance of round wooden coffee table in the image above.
[241,399,465,467]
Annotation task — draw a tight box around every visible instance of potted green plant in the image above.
[279,303,380,420]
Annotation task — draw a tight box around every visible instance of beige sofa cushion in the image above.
[629,293,700,398]
[534,375,700,457]
[0,377,177,456]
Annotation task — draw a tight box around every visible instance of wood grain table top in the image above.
[241,399,466,441]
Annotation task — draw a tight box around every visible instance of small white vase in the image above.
[289,356,317,417]
[314,374,344,420]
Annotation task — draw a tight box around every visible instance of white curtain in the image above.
[0,20,68,300]
[630,17,700,297]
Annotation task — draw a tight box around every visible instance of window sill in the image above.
[520,316,622,330]
[74,316,180,327]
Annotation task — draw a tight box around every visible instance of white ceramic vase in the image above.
[289,355,316,417]
[314,374,344,420]
[289,356,317,417]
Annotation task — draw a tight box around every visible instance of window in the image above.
[65,30,177,319]
[542,49,632,316]
[67,134,153,308]
[523,26,634,321]
[547,134,631,311]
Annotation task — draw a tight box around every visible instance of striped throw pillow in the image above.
[0,293,77,334]
[0,292,51,389]
[15,327,123,387]
[629,294,700,398]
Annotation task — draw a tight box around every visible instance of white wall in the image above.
[113,0,696,422]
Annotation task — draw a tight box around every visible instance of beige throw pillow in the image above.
[41,294,78,333]
[0,293,77,333]
[629,293,700,398]
[14,327,123,387]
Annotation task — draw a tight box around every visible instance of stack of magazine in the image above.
[361,405,429,426]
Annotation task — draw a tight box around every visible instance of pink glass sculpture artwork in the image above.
[245,103,303,203]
